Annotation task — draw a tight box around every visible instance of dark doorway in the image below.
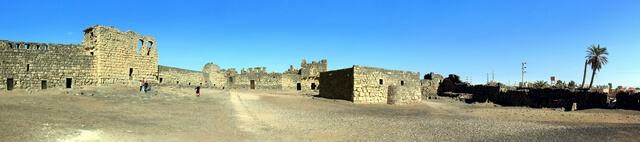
[296,83,301,90]
[401,81,405,85]
[66,78,72,88]
[250,80,255,89]
[6,78,14,91]
[41,80,47,90]
[159,78,163,83]
[311,83,317,90]
[129,68,133,77]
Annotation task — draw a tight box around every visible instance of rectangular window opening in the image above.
[159,78,163,83]
[27,64,30,72]
[24,44,29,49]
[66,78,72,88]
[311,83,316,90]
[379,79,384,85]
[41,80,47,90]
[6,78,14,91]
[401,80,405,85]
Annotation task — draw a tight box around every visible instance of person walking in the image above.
[195,85,201,97]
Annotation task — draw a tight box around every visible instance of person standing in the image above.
[195,86,201,97]
[139,79,144,92]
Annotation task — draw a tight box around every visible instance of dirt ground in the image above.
[2,85,640,141]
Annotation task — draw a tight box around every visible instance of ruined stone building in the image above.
[319,65,421,104]
[1,25,158,90]
[157,59,328,91]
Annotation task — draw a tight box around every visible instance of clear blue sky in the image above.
[2,0,639,87]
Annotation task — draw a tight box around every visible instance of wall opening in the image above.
[90,52,94,56]
[43,45,47,50]
[401,80,405,85]
[296,83,301,90]
[129,68,133,77]
[177,81,179,84]
[311,83,316,90]
[35,45,40,50]
[66,78,72,88]
[189,82,191,85]
[147,41,153,55]
[15,44,19,49]
[27,64,30,72]
[24,44,29,49]
[138,40,143,54]
[41,80,47,90]
[250,80,255,89]
[6,78,14,91]
[379,79,384,85]
[159,78,163,83]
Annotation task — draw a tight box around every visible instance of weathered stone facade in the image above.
[155,59,327,91]
[320,65,421,104]
[225,59,327,90]
[82,25,158,85]
[1,25,158,90]
[158,65,205,87]
[421,72,444,99]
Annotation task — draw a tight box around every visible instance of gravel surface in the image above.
[1,86,639,141]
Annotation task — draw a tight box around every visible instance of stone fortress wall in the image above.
[0,25,159,90]
[157,65,205,88]
[0,41,95,90]
[153,59,327,91]
[319,65,421,104]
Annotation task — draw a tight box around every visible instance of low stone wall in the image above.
[388,85,421,105]
[615,92,640,110]
[438,75,607,110]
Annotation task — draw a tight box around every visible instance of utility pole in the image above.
[492,70,495,82]
[522,62,527,87]
[487,73,489,84]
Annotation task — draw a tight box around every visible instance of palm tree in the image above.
[581,60,589,88]
[586,44,609,88]
[533,80,549,88]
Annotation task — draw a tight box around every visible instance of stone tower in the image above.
[300,59,327,78]
[81,25,159,84]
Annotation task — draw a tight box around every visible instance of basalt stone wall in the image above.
[158,65,206,87]
[615,92,640,110]
[0,40,95,90]
[421,72,444,99]
[352,66,420,104]
[388,85,421,105]
[440,83,608,110]
[319,68,354,101]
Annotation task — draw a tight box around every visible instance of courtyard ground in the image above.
[1,85,640,141]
